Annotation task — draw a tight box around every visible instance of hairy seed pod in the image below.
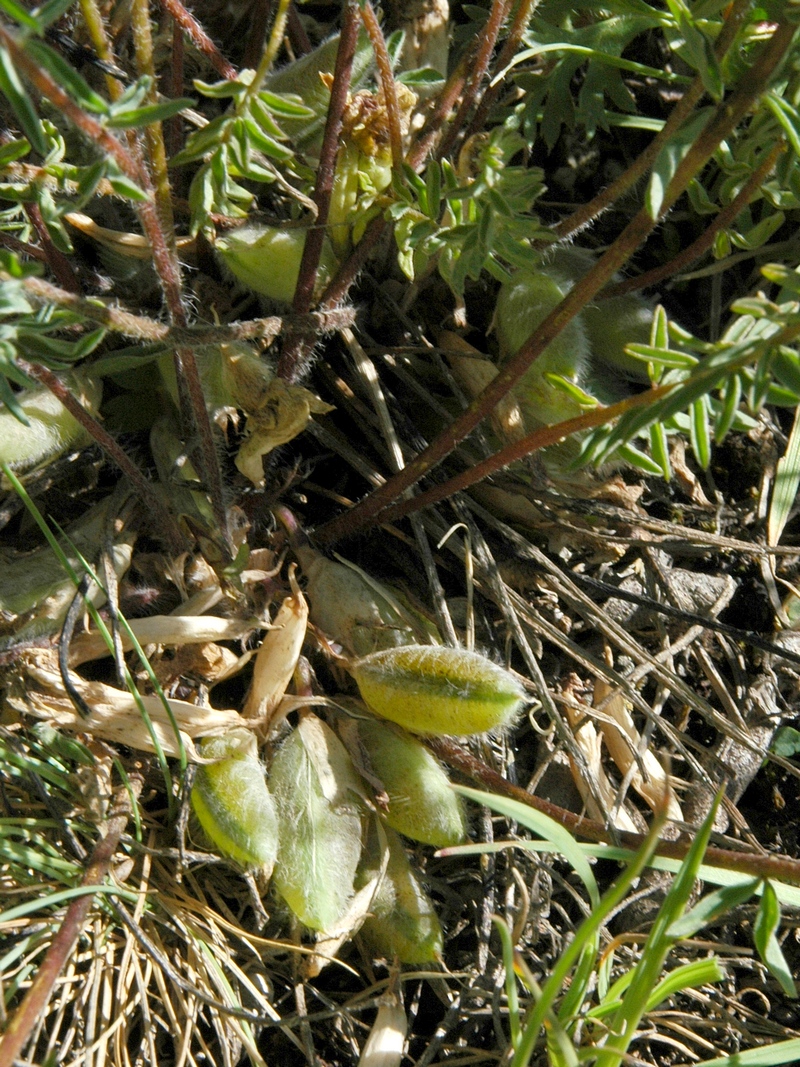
[0,376,102,476]
[352,644,525,737]
[360,829,443,964]
[297,545,436,657]
[270,716,364,933]
[213,225,337,303]
[583,292,655,382]
[191,728,278,874]
[353,718,465,846]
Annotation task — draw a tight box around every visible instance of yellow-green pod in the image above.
[352,644,525,737]
[360,828,443,964]
[270,717,364,933]
[213,225,337,303]
[355,718,465,847]
[0,375,102,475]
[583,292,655,382]
[191,728,278,874]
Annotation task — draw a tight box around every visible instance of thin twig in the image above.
[278,0,361,381]
[158,0,237,80]
[427,736,800,886]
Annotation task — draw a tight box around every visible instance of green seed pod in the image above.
[494,270,592,415]
[583,292,655,383]
[0,375,102,476]
[353,718,465,847]
[360,828,443,964]
[270,716,364,933]
[191,728,278,874]
[352,644,525,737]
[213,225,337,303]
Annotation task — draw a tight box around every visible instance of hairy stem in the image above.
[361,1,403,171]
[555,0,754,240]
[278,0,361,381]
[159,0,237,80]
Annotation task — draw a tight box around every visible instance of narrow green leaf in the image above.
[24,39,109,113]
[193,76,249,98]
[753,881,797,997]
[695,1038,800,1067]
[0,0,40,31]
[257,88,314,118]
[667,878,761,938]
[104,162,149,201]
[106,96,195,128]
[764,92,800,157]
[31,0,76,29]
[0,136,30,167]
[649,421,671,478]
[0,44,48,155]
[714,371,741,442]
[689,396,711,469]
[454,785,599,907]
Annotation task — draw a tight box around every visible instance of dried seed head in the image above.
[352,644,525,737]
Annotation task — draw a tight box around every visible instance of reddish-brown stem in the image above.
[278,0,361,381]
[436,0,513,162]
[318,213,387,311]
[18,360,186,549]
[428,736,800,886]
[314,20,797,546]
[166,17,185,157]
[0,783,137,1065]
[287,2,312,56]
[604,142,784,298]
[464,0,538,143]
[10,270,355,342]
[377,383,675,525]
[158,0,237,80]
[361,1,403,171]
[24,202,80,293]
[406,51,472,169]
[555,0,754,240]
[244,0,273,69]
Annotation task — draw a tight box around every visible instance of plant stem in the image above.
[158,0,237,80]
[7,271,355,342]
[464,0,539,143]
[436,0,513,162]
[428,736,800,886]
[375,384,675,525]
[313,19,797,546]
[278,0,361,381]
[361,1,403,171]
[604,142,784,298]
